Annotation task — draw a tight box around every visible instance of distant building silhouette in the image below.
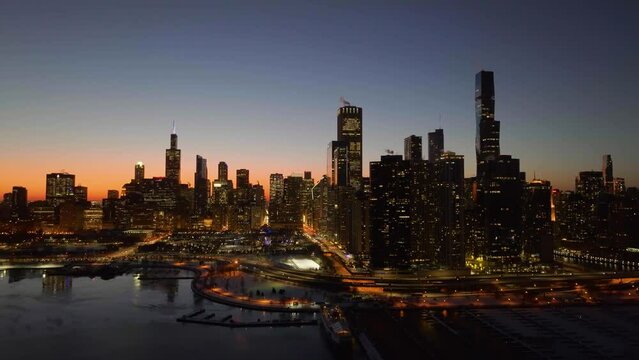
[427,129,443,162]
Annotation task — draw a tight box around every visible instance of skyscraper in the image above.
[428,129,444,162]
[435,152,465,268]
[337,101,363,190]
[475,71,500,179]
[11,186,28,219]
[165,126,181,184]
[282,175,304,230]
[576,171,604,202]
[327,141,349,186]
[236,169,250,189]
[74,186,88,203]
[194,155,210,216]
[135,162,145,182]
[404,135,423,162]
[603,154,614,193]
[218,161,228,182]
[369,155,412,269]
[46,173,75,206]
[523,179,553,263]
[268,173,284,226]
[482,155,523,265]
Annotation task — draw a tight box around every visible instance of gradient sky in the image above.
[1,0,638,201]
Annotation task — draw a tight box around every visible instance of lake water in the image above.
[0,268,334,360]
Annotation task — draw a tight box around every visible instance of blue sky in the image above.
[1,0,637,198]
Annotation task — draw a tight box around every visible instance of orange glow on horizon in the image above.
[0,154,325,202]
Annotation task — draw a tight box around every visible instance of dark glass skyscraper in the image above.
[523,179,553,263]
[427,129,444,162]
[165,127,181,184]
[327,141,348,187]
[603,154,614,193]
[475,71,500,179]
[404,135,422,162]
[11,186,28,219]
[236,169,250,189]
[369,155,412,269]
[482,155,523,264]
[194,155,210,216]
[337,102,363,190]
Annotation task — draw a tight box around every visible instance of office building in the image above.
[135,162,145,182]
[337,101,363,190]
[475,71,500,180]
[428,129,444,162]
[46,173,75,206]
[369,155,412,269]
[327,140,348,186]
[236,169,250,189]
[165,126,181,184]
[194,155,210,216]
[404,135,422,162]
[523,179,554,263]
[218,162,228,182]
[11,186,29,220]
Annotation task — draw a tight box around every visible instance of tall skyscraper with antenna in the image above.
[475,70,500,180]
[165,122,181,184]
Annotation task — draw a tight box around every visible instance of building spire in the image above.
[172,120,177,135]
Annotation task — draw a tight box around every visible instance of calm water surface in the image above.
[0,269,334,360]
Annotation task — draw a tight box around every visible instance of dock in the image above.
[177,310,317,328]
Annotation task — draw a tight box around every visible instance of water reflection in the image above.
[6,269,41,283]
[0,268,335,360]
[135,268,180,303]
[42,275,72,296]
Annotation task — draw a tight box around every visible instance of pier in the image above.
[177,310,317,328]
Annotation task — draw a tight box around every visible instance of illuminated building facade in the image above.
[327,140,348,187]
[135,162,145,182]
[165,128,181,184]
[337,102,363,190]
[268,173,284,226]
[435,152,465,268]
[46,173,75,206]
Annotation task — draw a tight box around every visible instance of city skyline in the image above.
[2,0,639,200]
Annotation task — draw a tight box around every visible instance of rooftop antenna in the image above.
[172,120,177,135]
[439,113,442,129]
